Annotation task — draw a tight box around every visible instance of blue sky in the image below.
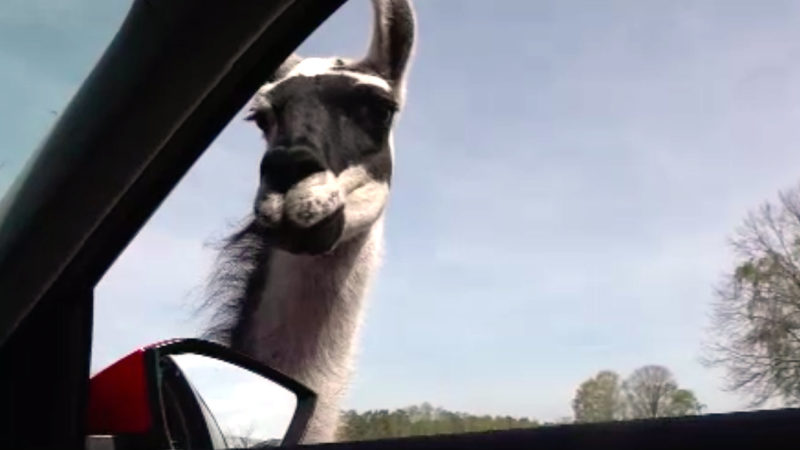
[4,0,800,421]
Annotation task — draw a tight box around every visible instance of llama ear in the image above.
[269,53,303,82]
[361,0,416,88]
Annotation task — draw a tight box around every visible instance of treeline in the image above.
[336,403,538,441]
[336,364,704,441]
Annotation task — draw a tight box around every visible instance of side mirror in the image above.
[86,339,316,449]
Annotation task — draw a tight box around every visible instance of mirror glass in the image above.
[169,354,298,448]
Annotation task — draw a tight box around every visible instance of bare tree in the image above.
[622,365,703,419]
[706,184,800,406]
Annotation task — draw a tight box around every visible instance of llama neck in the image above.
[237,218,384,441]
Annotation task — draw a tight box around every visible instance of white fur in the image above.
[337,165,374,193]
[343,182,389,241]
[257,193,284,226]
[388,129,396,164]
[285,171,343,228]
[257,57,392,98]
[336,166,390,241]
[248,218,384,443]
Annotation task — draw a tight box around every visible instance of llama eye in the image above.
[378,106,395,126]
[245,108,275,135]
[359,100,395,123]
[368,103,396,129]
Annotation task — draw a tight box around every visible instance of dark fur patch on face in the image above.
[361,146,392,184]
[253,73,397,181]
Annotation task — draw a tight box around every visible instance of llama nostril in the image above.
[260,146,326,193]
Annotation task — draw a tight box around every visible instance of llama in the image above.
[205,0,415,443]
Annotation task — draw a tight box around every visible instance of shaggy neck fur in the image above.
[207,216,384,443]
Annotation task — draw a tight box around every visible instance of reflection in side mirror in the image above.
[167,354,297,448]
[87,339,316,450]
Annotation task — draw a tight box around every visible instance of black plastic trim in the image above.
[287,407,800,450]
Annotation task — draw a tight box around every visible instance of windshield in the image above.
[0,2,128,199]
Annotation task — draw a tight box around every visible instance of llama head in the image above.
[247,0,415,255]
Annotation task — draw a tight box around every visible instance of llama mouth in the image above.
[266,206,345,255]
[283,172,344,229]
[256,172,347,230]
[285,188,342,229]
